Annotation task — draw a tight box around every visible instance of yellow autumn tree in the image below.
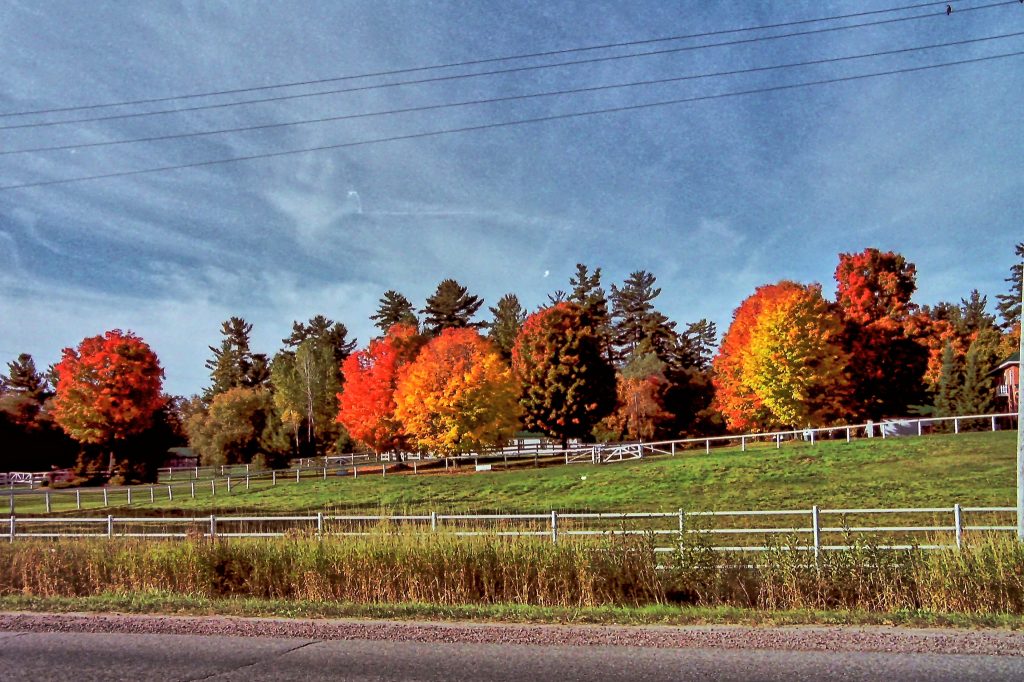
[741,284,851,427]
[393,328,520,455]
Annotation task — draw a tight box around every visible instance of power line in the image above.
[1,0,1017,132]
[3,31,1020,157]
[2,50,1019,192]
[0,0,971,118]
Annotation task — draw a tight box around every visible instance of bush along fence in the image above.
[3,506,1018,555]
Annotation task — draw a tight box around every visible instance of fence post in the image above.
[846,427,851,443]
[918,420,923,437]
[550,510,558,544]
[107,514,113,539]
[246,463,250,474]
[195,466,199,479]
[954,417,960,434]
[678,508,685,535]
[414,461,418,475]
[149,486,155,503]
[45,491,51,513]
[8,493,12,516]
[211,479,215,496]
[126,487,132,505]
[671,442,676,456]
[954,503,963,550]
[741,436,746,452]
[705,439,710,454]
[812,505,821,559]
[9,515,14,543]
[210,514,217,539]
[317,512,323,537]
[103,488,108,507]
[296,468,300,483]
[167,485,173,502]
[776,434,781,449]
[226,476,231,494]
[323,467,327,480]
[810,430,816,446]
[76,489,81,511]
[190,481,195,499]
[430,511,437,532]
[991,415,997,432]
[382,464,386,477]
[246,475,250,490]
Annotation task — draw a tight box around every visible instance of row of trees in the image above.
[712,246,1021,431]
[2,244,1020,480]
[183,266,721,466]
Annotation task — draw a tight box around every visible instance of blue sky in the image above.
[1,0,1022,396]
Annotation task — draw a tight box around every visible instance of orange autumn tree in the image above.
[337,323,422,455]
[713,282,850,431]
[393,328,520,455]
[741,284,850,428]
[713,281,804,431]
[52,329,165,475]
[834,248,928,419]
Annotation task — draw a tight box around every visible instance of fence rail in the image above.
[1,411,1017,515]
[4,505,1017,554]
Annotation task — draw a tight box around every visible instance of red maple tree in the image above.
[336,324,422,454]
[52,329,165,449]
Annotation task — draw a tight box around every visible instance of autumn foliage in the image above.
[834,248,917,326]
[393,328,519,455]
[512,303,616,445]
[52,329,165,446]
[337,324,422,454]
[713,282,850,430]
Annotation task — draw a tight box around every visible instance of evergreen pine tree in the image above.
[282,314,357,366]
[955,327,1001,415]
[569,263,613,361]
[995,242,1023,330]
[680,319,718,371]
[957,290,996,335]
[2,353,49,400]
[370,290,418,334]
[934,341,960,418]
[204,317,267,400]
[421,279,483,335]
[486,293,526,359]
[610,271,677,364]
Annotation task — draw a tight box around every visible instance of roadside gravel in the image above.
[1,612,1023,656]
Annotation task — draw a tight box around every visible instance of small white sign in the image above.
[475,464,492,472]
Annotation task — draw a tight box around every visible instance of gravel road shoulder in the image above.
[2,611,1023,656]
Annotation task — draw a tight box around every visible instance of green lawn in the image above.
[110,429,1018,515]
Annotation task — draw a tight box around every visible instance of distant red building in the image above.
[991,352,1020,413]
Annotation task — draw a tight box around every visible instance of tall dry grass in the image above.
[666,533,1024,613]
[0,532,662,608]
[1,531,1021,614]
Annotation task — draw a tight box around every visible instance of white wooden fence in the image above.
[4,506,1017,554]
[1,411,1017,515]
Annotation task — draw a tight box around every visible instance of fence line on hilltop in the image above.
[0,411,1017,516]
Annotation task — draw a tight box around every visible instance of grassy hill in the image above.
[118,430,1017,515]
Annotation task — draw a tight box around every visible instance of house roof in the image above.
[988,351,1020,377]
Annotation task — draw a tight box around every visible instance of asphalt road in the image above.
[1,629,1023,682]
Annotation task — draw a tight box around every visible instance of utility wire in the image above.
[1,0,1016,131]
[0,0,973,118]
[2,50,1020,192]
[3,31,1020,157]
